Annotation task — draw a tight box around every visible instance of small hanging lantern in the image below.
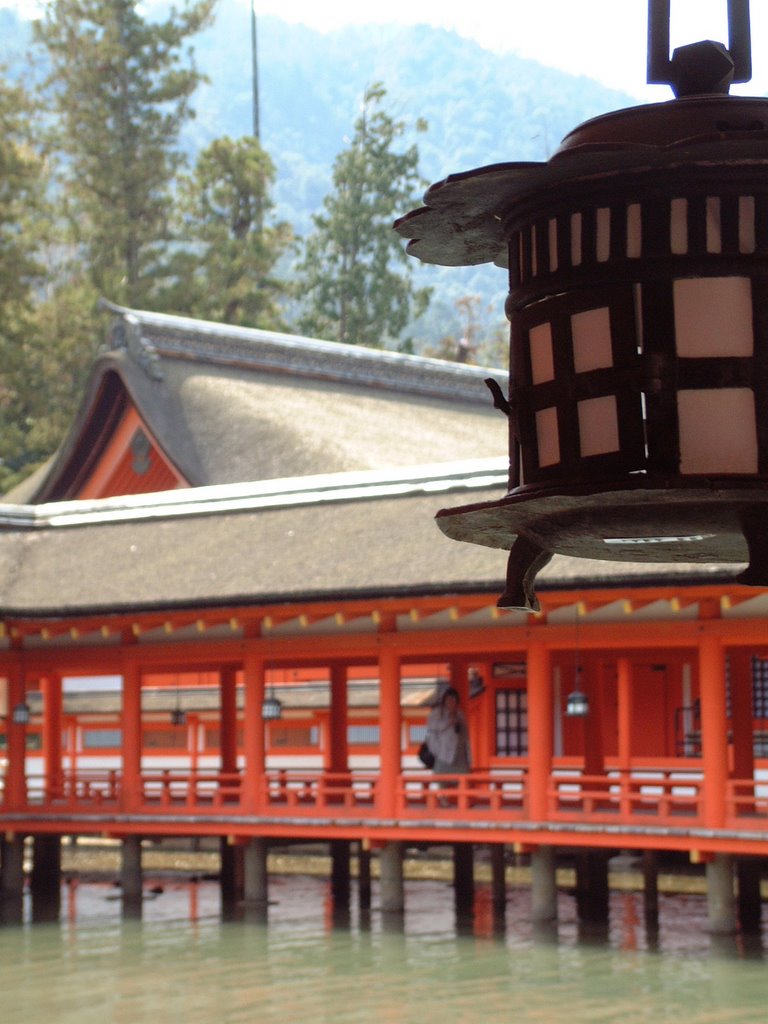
[565,688,589,718]
[396,0,768,610]
[11,701,30,725]
[170,682,186,726]
[170,706,187,727]
[262,687,282,721]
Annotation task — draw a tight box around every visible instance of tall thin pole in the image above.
[251,2,260,141]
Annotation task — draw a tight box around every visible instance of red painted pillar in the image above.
[328,662,349,773]
[527,640,552,821]
[617,657,633,815]
[699,633,728,829]
[474,660,493,767]
[188,714,200,776]
[449,659,470,705]
[242,655,266,812]
[581,659,606,802]
[4,662,27,809]
[378,646,401,818]
[728,649,755,784]
[62,715,76,780]
[41,674,64,800]
[121,660,142,811]
[219,666,238,776]
[583,657,605,777]
[617,658,632,766]
[450,658,474,766]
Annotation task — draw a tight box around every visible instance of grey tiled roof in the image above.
[0,464,742,618]
[0,307,745,620]
[104,303,498,402]
[21,306,508,502]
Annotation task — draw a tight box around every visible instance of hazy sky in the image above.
[4,1,768,99]
[247,0,768,99]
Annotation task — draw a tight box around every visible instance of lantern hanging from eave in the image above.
[395,0,768,611]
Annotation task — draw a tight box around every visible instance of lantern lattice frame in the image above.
[395,4,768,610]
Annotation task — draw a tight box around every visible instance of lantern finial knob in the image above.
[668,40,735,97]
[647,0,752,96]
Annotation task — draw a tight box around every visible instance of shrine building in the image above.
[0,301,765,932]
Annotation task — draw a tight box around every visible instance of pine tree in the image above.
[159,135,293,328]
[297,83,431,348]
[0,69,50,492]
[0,73,42,319]
[33,0,215,308]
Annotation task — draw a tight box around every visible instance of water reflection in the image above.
[0,878,765,1023]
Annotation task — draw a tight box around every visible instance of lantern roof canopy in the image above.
[395,94,768,269]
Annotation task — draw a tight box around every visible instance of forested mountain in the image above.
[0,2,633,346]
[190,8,634,342]
[192,9,632,219]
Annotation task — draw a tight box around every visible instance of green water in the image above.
[1,879,766,1023]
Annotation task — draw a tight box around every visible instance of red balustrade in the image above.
[399,769,527,817]
[9,764,768,844]
[548,768,705,823]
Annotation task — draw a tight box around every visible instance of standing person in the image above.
[425,686,471,777]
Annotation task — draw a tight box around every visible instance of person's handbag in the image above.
[418,740,435,768]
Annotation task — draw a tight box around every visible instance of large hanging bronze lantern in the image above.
[396,0,768,610]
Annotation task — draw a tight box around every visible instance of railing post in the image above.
[699,633,728,829]
[527,640,552,821]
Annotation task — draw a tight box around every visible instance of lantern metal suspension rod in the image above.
[170,684,186,727]
[565,606,589,717]
[648,0,752,91]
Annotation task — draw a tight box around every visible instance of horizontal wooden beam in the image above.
[2,812,766,858]
[5,582,765,649]
[5,612,768,677]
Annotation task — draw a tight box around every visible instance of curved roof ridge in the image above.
[0,457,509,529]
[101,300,504,404]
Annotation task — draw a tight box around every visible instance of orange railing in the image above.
[399,769,527,817]
[12,765,768,837]
[549,768,704,823]
[31,768,121,809]
[726,778,768,823]
[139,769,243,808]
[25,768,242,812]
[263,770,378,812]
